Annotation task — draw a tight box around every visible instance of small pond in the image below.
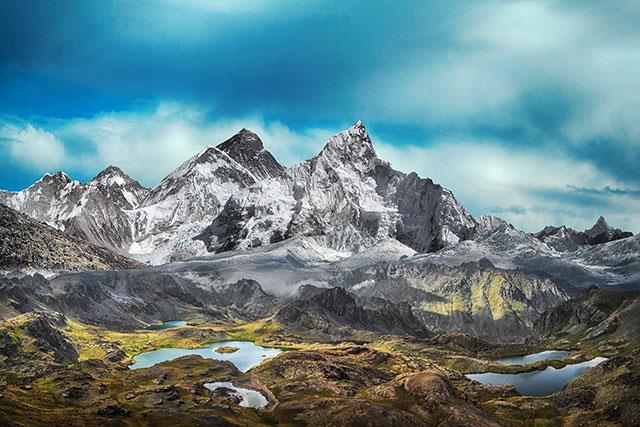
[495,350,571,365]
[204,382,269,409]
[467,357,607,396]
[128,340,281,372]
[145,320,188,330]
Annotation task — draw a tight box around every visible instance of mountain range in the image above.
[4,121,631,272]
[1,121,636,338]
[1,122,478,265]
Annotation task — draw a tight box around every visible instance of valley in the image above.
[0,308,637,426]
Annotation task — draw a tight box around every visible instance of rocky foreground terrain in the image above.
[0,304,637,426]
[0,123,638,425]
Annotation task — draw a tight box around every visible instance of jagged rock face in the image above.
[585,216,634,244]
[199,121,476,254]
[61,167,149,251]
[130,130,282,264]
[534,216,633,251]
[88,166,149,210]
[0,172,85,229]
[0,168,150,252]
[216,128,284,180]
[275,286,429,337]
[64,190,135,251]
[22,312,78,364]
[0,203,141,271]
[342,259,569,342]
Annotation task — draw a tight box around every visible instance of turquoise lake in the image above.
[144,320,188,330]
[128,340,282,372]
[467,357,607,396]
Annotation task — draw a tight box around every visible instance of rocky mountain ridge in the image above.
[534,216,633,251]
[0,203,141,271]
[0,121,635,272]
[0,129,285,265]
[198,121,476,255]
[275,286,429,337]
[1,122,479,266]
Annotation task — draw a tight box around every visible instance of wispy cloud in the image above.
[1,124,66,171]
[1,103,335,187]
[567,185,640,198]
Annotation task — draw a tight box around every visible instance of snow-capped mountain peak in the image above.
[585,216,610,238]
[198,121,476,255]
[217,128,263,153]
[91,166,129,187]
[2,123,476,264]
[123,129,284,264]
[40,170,73,185]
[215,128,284,180]
[0,171,83,230]
[534,216,633,251]
[87,166,149,210]
[315,120,376,166]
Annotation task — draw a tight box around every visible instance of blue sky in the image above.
[1,0,639,232]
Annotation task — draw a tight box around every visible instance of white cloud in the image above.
[1,124,66,171]
[14,103,335,187]
[360,0,640,148]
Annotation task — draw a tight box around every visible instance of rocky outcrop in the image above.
[0,312,78,373]
[22,312,78,364]
[0,203,141,271]
[275,286,429,337]
[535,288,640,341]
